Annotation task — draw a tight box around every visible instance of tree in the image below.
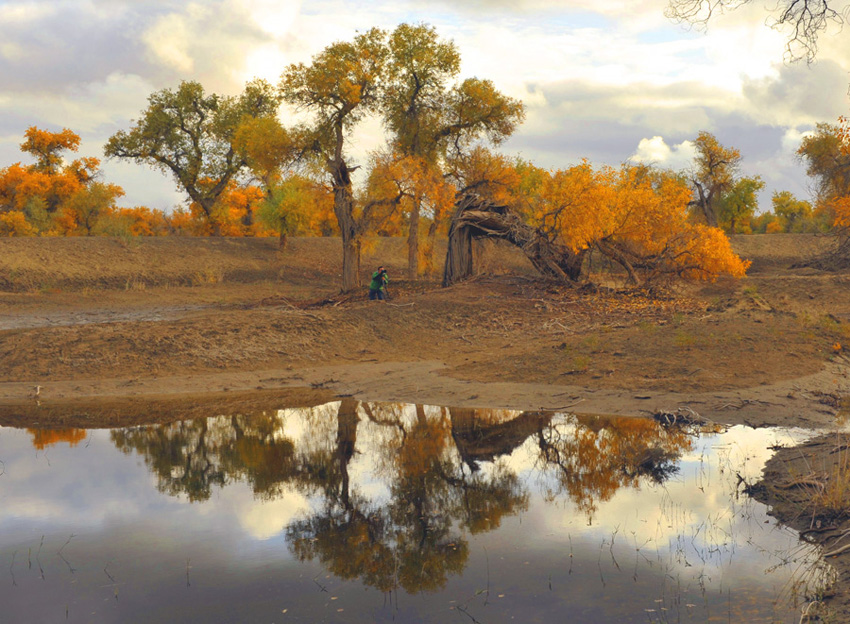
[0,127,108,234]
[717,176,764,233]
[666,0,845,62]
[444,159,749,286]
[234,116,335,247]
[366,150,455,273]
[792,120,850,266]
[383,23,461,162]
[382,24,524,277]
[798,122,850,209]
[771,190,815,232]
[60,181,125,235]
[20,127,81,174]
[104,79,281,235]
[688,131,741,228]
[281,28,389,292]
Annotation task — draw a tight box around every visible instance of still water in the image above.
[0,401,834,623]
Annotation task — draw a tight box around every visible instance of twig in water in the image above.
[36,535,44,580]
[484,546,490,606]
[540,398,585,411]
[58,534,75,555]
[456,603,484,624]
[460,335,473,344]
[57,534,77,575]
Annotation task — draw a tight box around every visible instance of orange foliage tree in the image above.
[0,126,118,236]
[366,151,455,274]
[523,162,750,282]
[445,153,748,285]
[234,116,337,247]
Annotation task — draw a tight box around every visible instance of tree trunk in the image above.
[408,197,421,279]
[425,220,438,275]
[443,193,585,286]
[443,197,476,286]
[199,199,222,236]
[278,214,288,250]
[336,398,360,509]
[330,156,361,293]
[694,183,718,228]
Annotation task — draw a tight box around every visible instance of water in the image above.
[0,401,834,623]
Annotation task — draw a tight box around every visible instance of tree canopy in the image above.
[104,79,281,235]
[282,24,524,291]
[0,126,124,236]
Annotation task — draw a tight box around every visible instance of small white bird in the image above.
[31,385,42,400]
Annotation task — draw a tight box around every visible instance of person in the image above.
[368,266,389,300]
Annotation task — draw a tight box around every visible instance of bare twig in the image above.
[540,398,585,411]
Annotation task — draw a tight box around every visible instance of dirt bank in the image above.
[1,234,848,426]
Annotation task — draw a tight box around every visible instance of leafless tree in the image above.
[666,0,846,62]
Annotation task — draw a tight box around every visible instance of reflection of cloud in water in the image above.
[230,488,310,540]
[539,425,824,591]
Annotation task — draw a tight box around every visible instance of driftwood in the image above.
[442,193,586,287]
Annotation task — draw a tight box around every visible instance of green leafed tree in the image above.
[688,131,742,229]
[771,190,816,232]
[798,122,850,208]
[717,176,764,233]
[382,23,525,278]
[104,79,282,235]
[233,116,321,249]
[281,28,389,292]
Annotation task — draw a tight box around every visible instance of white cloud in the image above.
[142,11,196,73]
[630,135,696,170]
[0,1,57,23]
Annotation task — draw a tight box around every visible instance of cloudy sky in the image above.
[2,0,849,211]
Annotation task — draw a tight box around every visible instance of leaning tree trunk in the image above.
[443,193,586,287]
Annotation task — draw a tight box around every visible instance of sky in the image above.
[1,0,849,212]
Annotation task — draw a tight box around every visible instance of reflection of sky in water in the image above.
[0,406,832,623]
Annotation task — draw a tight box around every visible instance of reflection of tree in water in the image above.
[108,400,702,591]
[110,413,295,502]
[287,402,529,593]
[28,428,87,450]
[534,414,696,520]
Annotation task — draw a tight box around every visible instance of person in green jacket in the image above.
[368,266,389,300]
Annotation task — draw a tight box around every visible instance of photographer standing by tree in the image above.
[369,266,389,300]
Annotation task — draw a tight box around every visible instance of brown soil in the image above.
[2,232,850,613]
[1,234,848,424]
